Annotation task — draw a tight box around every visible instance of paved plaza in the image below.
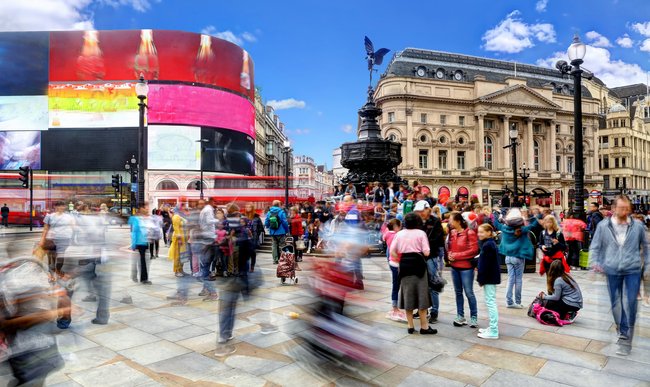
[2,231,650,387]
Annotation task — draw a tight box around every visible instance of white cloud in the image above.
[535,0,548,12]
[537,45,650,87]
[641,38,650,52]
[341,124,354,133]
[631,21,650,37]
[616,34,634,48]
[267,98,306,110]
[585,31,612,48]
[201,25,257,46]
[0,0,155,32]
[482,10,556,53]
[293,128,310,135]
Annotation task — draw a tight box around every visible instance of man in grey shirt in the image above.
[590,196,650,356]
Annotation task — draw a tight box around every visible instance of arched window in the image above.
[187,180,207,190]
[533,140,540,171]
[484,136,493,169]
[156,180,179,190]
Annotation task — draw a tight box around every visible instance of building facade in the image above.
[254,93,293,180]
[293,155,334,200]
[375,48,604,209]
[598,89,650,206]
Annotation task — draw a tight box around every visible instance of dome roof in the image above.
[609,103,627,113]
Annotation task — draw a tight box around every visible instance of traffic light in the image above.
[194,180,201,190]
[18,166,30,189]
[111,174,120,190]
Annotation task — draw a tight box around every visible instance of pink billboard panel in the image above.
[147,84,255,138]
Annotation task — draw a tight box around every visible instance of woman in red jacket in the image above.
[289,208,305,262]
[448,212,480,328]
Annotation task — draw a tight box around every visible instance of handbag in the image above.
[428,275,447,293]
[42,239,56,251]
[295,239,306,251]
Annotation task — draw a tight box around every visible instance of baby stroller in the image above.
[277,236,298,284]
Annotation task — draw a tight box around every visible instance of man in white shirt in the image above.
[197,198,219,301]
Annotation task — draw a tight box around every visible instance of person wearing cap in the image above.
[414,200,445,324]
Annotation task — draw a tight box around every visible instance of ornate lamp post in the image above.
[504,123,519,206]
[125,155,137,215]
[283,140,291,207]
[557,35,587,220]
[135,74,149,208]
[519,162,530,207]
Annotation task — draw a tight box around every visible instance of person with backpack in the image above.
[264,200,289,265]
[538,259,583,321]
[493,208,539,309]
[414,200,445,324]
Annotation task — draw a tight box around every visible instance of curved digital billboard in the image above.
[49,29,254,101]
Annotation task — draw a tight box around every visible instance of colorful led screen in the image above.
[49,29,254,100]
[0,131,41,170]
[201,126,254,176]
[0,96,48,131]
[147,84,255,138]
[148,125,201,170]
[48,82,139,128]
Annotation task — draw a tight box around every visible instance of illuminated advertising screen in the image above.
[49,30,254,100]
[148,125,200,170]
[0,96,48,131]
[201,126,254,176]
[0,131,41,170]
[0,32,49,96]
[48,82,139,128]
[147,84,255,137]
[41,128,137,171]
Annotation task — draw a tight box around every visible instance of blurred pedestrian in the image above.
[289,207,305,263]
[129,204,152,284]
[161,205,172,246]
[39,201,75,275]
[389,213,437,335]
[1,203,9,227]
[590,196,649,356]
[168,206,187,277]
[149,209,163,259]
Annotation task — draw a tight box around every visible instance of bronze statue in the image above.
[364,36,390,86]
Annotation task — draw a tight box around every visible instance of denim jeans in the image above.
[483,284,498,334]
[426,257,441,314]
[199,244,216,294]
[450,267,477,319]
[389,264,399,308]
[505,256,525,305]
[606,272,641,343]
[271,234,285,263]
[219,276,245,341]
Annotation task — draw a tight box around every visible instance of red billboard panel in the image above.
[49,30,254,100]
[147,84,255,138]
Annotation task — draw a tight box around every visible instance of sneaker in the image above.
[141,280,153,285]
[428,313,438,325]
[198,289,209,297]
[214,344,236,357]
[507,304,524,309]
[386,310,401,322]
[175,273,184,277]
[396,310,408,323]
[420,327,438,335]
[91,318,108,325]
[618,333,629,340]
[469,317,479,328]
[616,345,631,356]
[478,328,489,334]
[203,293,219,302]
[218,334,234,344]
[478,331,499,340]
[82,295,97,302]
[453,316,467,327]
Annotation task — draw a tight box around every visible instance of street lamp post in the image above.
[557,34,587,220]
[283,140,291,207]
[135,74,149,209]
[196,139,209,199]
[504,123,519,206]
[125,156,137,215]
[519,162,530,207]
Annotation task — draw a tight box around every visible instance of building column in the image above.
[549,120,557,172]
[526,118,534,169]
[502,115,511,170]
[476,114,485,169]
[405,107,414,168]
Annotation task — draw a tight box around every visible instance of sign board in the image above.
[131,183,137,193]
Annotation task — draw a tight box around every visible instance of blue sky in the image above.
[3,0,650,167]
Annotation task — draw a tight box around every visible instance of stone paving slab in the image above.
[537,360,645,387]
[421,354,496,386]
[68,361,157,387]
[459,344,547,376]
[117,340,191,366]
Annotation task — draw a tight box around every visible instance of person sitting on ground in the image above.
[538,259,583,321]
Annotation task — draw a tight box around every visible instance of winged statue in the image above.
[365,36,390,86]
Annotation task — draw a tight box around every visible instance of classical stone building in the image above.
[375,48,603,209]
[293,155,335,200]
[598,83,650,206]
[254,92,293,179]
